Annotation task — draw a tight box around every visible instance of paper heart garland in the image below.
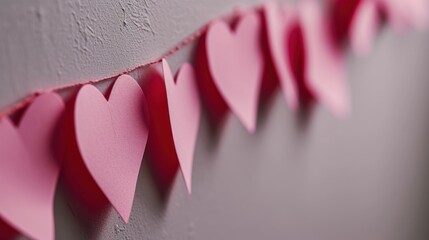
[299,0,350,117]
[199,10,263,133]
[0,92,64,240]
[0,3,424,236]
[74,75,149,222]
[263,2,298,110]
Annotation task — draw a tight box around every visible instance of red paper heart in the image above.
[198,10,264,133]
[74,75,149,222]
[329,0,363,44]
[0,92,64,240]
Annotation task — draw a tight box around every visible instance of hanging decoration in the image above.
[0,0,427,239]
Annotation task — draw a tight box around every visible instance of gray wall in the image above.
[2,0,429,239]
[0,0,265,110]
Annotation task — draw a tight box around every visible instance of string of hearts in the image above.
[0,0,426,239]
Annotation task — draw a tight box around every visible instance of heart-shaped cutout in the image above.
[74,75,149,222]
[378,0,428,30]
[346,0,426,54]
[0,92,64,240]
[349,0,380,55]
[162,59,201,193]
[202,10,263,133]
[143,60,201,194]
[263,2,298,109]
[299,0,350,117]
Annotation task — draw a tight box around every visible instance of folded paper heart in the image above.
[349,0,380,55]
[379,0,428,30]
[162,59,201,193]
[0,92,64,240]
[298,0,350,117]
[74,75,149,222]
[336,0,428,56]
[263,2,298,110]
[330,0,377,57]
[198,10,264,133]
[144,60,200,194]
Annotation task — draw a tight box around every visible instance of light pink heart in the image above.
[0,92,64,240]
[299,0,350,117]
[205,10,263,133]
[263,2,298,110]
[74,75,149,222]
[162,59,201,193]
[378,0,429,30]
[349,0,428,55]
[350,0,380,56]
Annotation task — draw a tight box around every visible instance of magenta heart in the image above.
[74,75,149,222]
[0,92,64,240]
[204,10,263,133]
[162,59,201,193]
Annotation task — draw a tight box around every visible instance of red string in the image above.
[0,23,211,120]
[0,3,263,120]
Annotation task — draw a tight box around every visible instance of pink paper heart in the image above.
[263,2,298,110]
[378,0,429,30]
[74,75,149,222]
[0,92,64,240]
[350,0,380,55]
[299,0,350,117]
[162,59,201,193]
[348,0,427,54]
[204,11,263,133]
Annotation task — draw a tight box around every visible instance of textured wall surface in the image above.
[2,0,429,240]
[0,0,265,110]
